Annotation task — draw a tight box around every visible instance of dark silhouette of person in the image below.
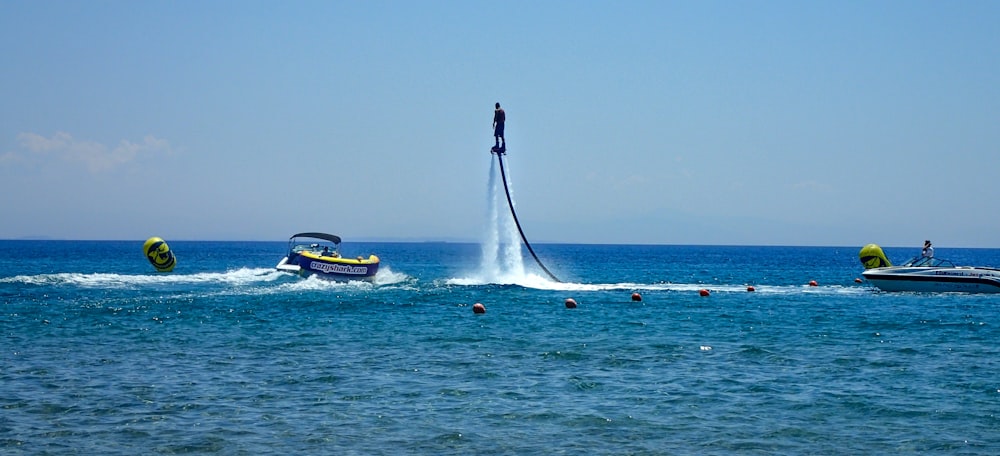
[922,240,934,258]
[493,102,505,151]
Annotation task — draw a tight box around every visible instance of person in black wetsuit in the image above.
[493,102,505,151]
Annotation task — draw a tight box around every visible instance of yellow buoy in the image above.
[859,244,892,269]
[143,237,176,272]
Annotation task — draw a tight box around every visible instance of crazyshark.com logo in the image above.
[310,261,368,275]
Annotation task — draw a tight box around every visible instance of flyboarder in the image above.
[492,102,505,154]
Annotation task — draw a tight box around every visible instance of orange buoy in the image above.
[473,303,486,314]
[699,289,710,297]
[809,280,818,287]
[564,298,577,309]
[631,292,642,302]
[746,286,755,292]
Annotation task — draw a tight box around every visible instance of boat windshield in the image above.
[287,233,342,253]
[900,256,955,268]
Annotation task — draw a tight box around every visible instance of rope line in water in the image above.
[495,151,561,282]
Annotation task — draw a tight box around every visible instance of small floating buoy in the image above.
[809,280,818,287]
[699,289,710,297]
[746,286,755,292]
[564,298,577,309]
[473,303,486,314]
[854,278,862,283]
[631,292,642,302]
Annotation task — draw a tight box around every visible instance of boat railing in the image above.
[901,256,956,268]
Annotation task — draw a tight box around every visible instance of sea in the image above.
[4,158,1000,454]
[3,239,1000,455]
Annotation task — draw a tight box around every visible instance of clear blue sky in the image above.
[2,1,998,247]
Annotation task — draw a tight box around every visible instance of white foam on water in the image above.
[3,263,417,300]
[372,266,411,286]
[1,268,286,288]
[275,274,369,292]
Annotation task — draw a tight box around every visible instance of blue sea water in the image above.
[3,240,1000,454]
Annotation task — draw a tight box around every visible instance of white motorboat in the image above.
[859,244,1000,293]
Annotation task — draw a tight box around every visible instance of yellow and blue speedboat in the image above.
[276,232,379,282]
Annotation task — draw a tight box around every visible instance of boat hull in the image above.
[863,267,1000,293]
[296,251,379,282]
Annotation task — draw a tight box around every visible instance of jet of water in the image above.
[478,158,526,282]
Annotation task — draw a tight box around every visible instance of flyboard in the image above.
[490,145,561,282]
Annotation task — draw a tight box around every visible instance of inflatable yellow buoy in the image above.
[143,236,176,272]
[859,243,892,269]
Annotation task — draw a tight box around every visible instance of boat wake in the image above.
[2,265,413,290]
[0,268,286,288]
[2,267,868,298]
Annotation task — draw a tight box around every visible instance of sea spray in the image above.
[478,157,526,282]
[498,159,525,278]
[479,158,501,277]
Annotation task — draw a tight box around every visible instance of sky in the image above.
[1,1,998,247]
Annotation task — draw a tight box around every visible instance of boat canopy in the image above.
[290,232,342,244]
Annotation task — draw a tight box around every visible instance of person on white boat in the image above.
[922,240,934,259]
